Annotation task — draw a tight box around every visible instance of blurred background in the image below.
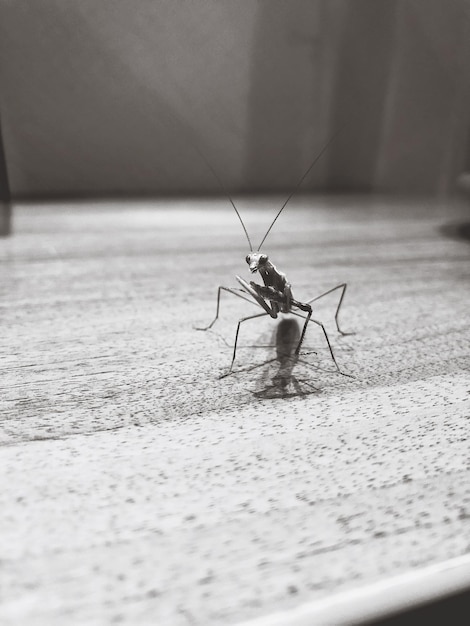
[0,0,469,213]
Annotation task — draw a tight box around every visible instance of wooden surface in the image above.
[1,195,470,625]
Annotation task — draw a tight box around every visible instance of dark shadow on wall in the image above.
[325,0,398,192]
[245,0,470,195]
[0,114,11,235]
[326,0,470,195]
[244,1,324,193]
[376,0,470,194]
[245,0,398,195]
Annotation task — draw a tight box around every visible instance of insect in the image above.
[220,316,351,397]
[195,132,353,376]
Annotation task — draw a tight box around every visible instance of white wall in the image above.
[0,0,469,198]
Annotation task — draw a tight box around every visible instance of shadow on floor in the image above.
[440,221,470,242]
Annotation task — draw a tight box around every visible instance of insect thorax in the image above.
[259,261,287,293]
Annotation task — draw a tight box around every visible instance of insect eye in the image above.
[259,255,268,264]
[246,255,251,264]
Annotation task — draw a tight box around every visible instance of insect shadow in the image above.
[220,317,352,398]
[245,317,319,398]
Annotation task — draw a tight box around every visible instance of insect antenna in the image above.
[257,125,346,251]
[196,148,254,252]
[152,103,255,250]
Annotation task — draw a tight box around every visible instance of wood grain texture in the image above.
[1,195,470,625]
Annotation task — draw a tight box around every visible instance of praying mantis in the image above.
[195,131,354,378]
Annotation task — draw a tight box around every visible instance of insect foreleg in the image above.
[235,276,279,318]
[195,286,259,331]
[307,283,354,336]
[308,317,341,371]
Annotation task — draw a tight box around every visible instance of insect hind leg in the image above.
[291,308,341,372]
[307,283,354,336]
[290,301,312,356]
